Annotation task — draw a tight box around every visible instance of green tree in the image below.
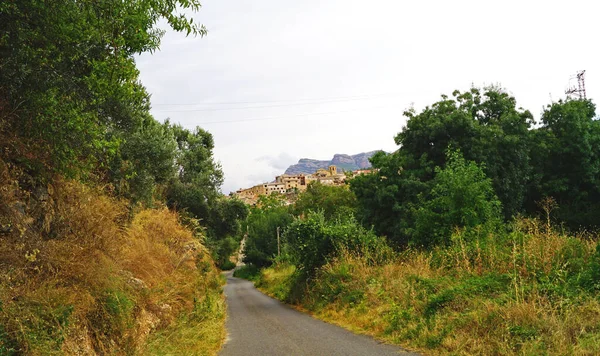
[293,182,357,220]
[0,0,253,271]
[528,99,600,227]
[204,197,249,268]
[108,116,177,205]
[0,0,205,177]
[413,150,502,246]
[351,87,532,246]
[207,198,249,240]
[396,87,532,219]
[244,195,293,267]
[350,151,430,246]
[166,124,224,221]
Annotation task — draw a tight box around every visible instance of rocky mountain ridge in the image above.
[284,151,379,175]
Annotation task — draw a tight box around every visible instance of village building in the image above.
[275,174,308,191]
[233,165,351,204]
[264,182,286,195]
[312,165,346,185]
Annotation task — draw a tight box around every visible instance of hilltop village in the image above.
[233,165,373,205]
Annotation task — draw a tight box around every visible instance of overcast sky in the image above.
[136,0,599,194]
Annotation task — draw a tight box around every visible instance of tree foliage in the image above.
[293,182,357,220]
[108,116,177,204]
[350,150,429,246]
[204,197,249,268]
[529,99,600,227]
[0,0,205,177]
[413,150,502,246]
[396,87,532,219]
[351,87,598,246]
[244,195,293,267]
[165,123,224,218]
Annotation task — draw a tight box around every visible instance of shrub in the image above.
[285,211,389,275]
[255,263,300,302]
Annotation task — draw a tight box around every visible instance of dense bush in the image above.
[285,211,389,275]
[233,264,261,282]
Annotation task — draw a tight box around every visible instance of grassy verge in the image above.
[142,275,226,355]
[253,220,600,355]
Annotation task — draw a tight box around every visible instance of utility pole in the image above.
[276,226,281,257]
[565,70,587,100]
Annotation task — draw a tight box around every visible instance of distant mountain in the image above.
[284,151,379,175]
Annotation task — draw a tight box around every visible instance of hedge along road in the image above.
[220,271,417,356]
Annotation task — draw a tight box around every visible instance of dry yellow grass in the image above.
[0,161,225,355]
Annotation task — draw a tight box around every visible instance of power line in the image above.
[193,104,395,125]
[153,94,399,112]
[151,92,398,108]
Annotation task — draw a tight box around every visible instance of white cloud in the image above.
[256,152,298,171]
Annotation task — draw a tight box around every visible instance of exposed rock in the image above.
[184,240,202,252]
[62,324,95,355]
[284,151,380,175]
[159,303,172,313]
[128,277,148,290]
[351,152,377,169]
[331,154,355,167]
[135,309,161,352]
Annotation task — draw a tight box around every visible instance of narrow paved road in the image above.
[220,271,416,356]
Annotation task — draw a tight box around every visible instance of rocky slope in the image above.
[284,151,379,175]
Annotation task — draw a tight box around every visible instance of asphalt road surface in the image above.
[220,271,416,356]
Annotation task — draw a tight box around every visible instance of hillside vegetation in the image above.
[251,218,600,355]
[238,88,600,355]
[0,1,245,354]
[0,163,225,354]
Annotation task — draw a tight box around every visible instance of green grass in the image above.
[142,288,226,356]
[232,264,261,282]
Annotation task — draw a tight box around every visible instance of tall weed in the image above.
[258,218,600,355]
